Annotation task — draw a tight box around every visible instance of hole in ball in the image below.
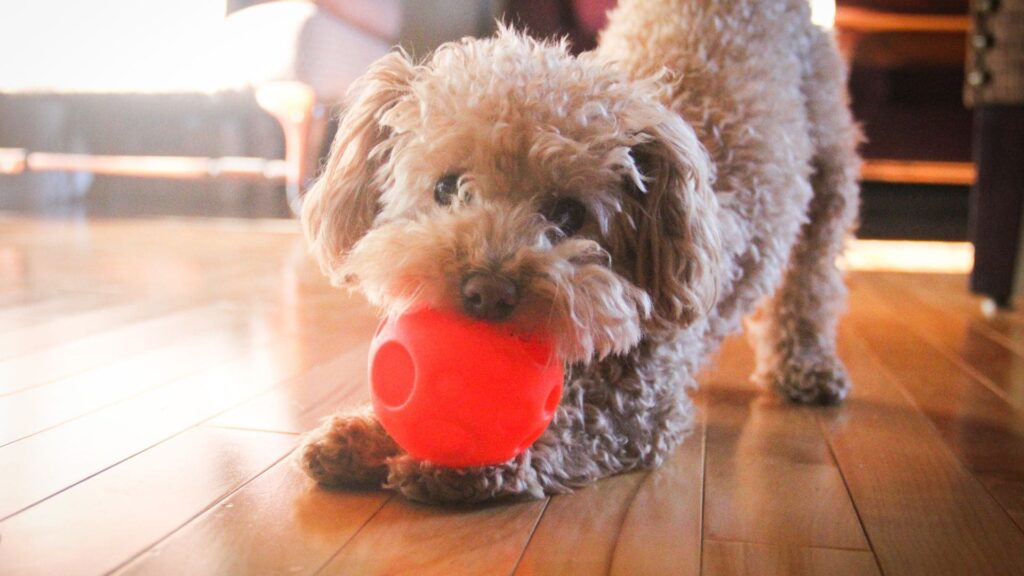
[371,341,416,409]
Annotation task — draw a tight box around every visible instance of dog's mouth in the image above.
[349,268,649,365]
[341,205,651,364]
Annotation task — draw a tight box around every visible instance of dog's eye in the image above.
[543,197,587,237]
[434,173,460,206]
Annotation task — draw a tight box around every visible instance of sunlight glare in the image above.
[0,0,227,93]
[842,240,974,274]
[810,0,837,28]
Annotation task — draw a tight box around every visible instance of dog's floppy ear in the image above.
[616,116,721,333]
[302,51,415,282]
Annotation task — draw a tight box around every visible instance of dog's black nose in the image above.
[461,273,518,321]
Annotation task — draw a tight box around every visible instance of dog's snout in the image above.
[461,273,518,321]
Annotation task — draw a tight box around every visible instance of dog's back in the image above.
[598,0,859,356]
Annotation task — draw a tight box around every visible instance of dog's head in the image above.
[303,30,720,364]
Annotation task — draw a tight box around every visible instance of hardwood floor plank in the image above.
[2,252,294,315]
[701,338,869,550]
[876,273,1024,405]
[113,454,391,576]
[0,296,208,359]
[205,339,374,434]
[0,291,120,330]
[0,323,270,447]
[0,427,296,576]
[196,301,376,433]
[321,497,547,576]
[512,473,647,575]
[820,326,1024,576]
[701,540,880,576]
[978,475,1024,532]
[906,272,1024,331]
[0,302,236,395]
[0,333,354,520]
[9,218,1024,575]
[608,404,706,576]
[872,274,1024,383]
[845,277,1024,478]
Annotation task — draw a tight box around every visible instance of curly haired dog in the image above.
[298,0,860,503]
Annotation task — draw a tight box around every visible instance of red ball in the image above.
[369,308,564,468]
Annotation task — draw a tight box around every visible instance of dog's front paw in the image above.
[385,453,549,504]
[768,356,850,406]
[298,410,400,488]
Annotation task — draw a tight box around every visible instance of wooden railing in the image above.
[2,149,976,187]
[860,160,976,186]
[0,148,287,181]
[835,6,970,34]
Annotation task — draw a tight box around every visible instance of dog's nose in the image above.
[461,273,518,321]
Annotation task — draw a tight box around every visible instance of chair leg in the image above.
[969,105,1024,309]
[256,81,324,216]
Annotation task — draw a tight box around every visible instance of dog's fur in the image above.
[298,0,859,503]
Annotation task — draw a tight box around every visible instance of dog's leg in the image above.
[299,406,401,487]
[385,345,696,503]
[749,30,860,405]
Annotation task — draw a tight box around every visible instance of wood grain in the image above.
[879,272,1024,405]
[206,340,374,434]
[0,292,119,330]
[5,218,1024,575]
[0,296,203,359]
[0,427,296,576]
[869,273,1024,403]
[0,303,236,396]
[0,332,352,519]
[701,338,869,551]
[844,277,1024,478]
[978,475,1024,532]
[900,272,1024,331]
[0,325,266,446]
[513,473,647,575]
[608,404,706,576]
[702,540,880,576]
[114,455,391,576]
[322,497,547,575]
[822,325,1024,576]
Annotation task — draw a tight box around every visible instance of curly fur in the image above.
[299,0,860,503]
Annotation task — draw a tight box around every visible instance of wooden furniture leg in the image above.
[255,81,326,215]
[968,105,1024,308]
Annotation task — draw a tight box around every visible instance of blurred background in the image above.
[0,0,1019,298]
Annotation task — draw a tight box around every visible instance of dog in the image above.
[298,0,860,504]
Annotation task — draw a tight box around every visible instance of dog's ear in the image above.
[615,116,721,333]
[302,51,415,283]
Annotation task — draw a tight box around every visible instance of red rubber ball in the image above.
[369,308,564,468]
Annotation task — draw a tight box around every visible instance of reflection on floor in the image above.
[0,217,1022,576]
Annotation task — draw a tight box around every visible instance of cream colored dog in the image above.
[299,0,859,503]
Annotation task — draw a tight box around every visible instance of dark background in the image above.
[0,0,974,240]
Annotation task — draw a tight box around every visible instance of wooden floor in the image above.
[1,216,1023,576]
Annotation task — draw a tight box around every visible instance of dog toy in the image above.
[369,308,563,467]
